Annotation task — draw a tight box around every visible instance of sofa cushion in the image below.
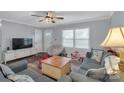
[79,69,87,75]
[83,58,99,64]
[18,68,54,82]
[80,62,102,70]
[18,68,42,79]
[7,59,27,73]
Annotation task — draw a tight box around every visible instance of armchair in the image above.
[80,48,105,70]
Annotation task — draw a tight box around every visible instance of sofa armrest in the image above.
[70,72,100,82]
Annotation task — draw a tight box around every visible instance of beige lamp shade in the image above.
[101,27,124,47]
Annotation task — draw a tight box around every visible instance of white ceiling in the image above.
[0,11,113,28]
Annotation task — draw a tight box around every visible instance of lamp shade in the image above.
[101,27,124,47]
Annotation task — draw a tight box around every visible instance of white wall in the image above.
[111,11,124,27]
[1,20,42,51]
[42,12,124,55]
[43,19,110,55]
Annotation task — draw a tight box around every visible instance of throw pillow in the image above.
[91,49,104,62]
[85,68,109,81]
[0,64,15,77]
[86,52,92,58]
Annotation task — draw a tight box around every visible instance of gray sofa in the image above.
[0,71,11,82]
[58,49,120,82]
[0,49,120,82]
[0,59,54,82]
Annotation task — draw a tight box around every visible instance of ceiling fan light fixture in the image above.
[45,18,51,23]
[32,11,64,24]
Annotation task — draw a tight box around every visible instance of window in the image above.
[75,28,89,48]
[62,28,89,49]
[63,30,73,47]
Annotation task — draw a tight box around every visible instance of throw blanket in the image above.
[7,74,34,82]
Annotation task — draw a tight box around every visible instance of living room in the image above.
[1,0,124,93]
[0,11,124,82]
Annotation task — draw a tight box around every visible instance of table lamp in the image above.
[101,27,124,62]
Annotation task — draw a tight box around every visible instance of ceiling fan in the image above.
[31,11,64,23]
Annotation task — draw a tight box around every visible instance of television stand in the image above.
[3,48,41,64]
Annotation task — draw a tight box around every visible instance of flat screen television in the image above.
[12,38,33,50]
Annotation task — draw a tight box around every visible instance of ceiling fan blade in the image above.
[54,17,64,20]
[31,15,44,17]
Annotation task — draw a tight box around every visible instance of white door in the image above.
[44,30,52,51]
[34,29,42,52]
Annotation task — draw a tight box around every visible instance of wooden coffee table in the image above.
[42,56,71,80]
